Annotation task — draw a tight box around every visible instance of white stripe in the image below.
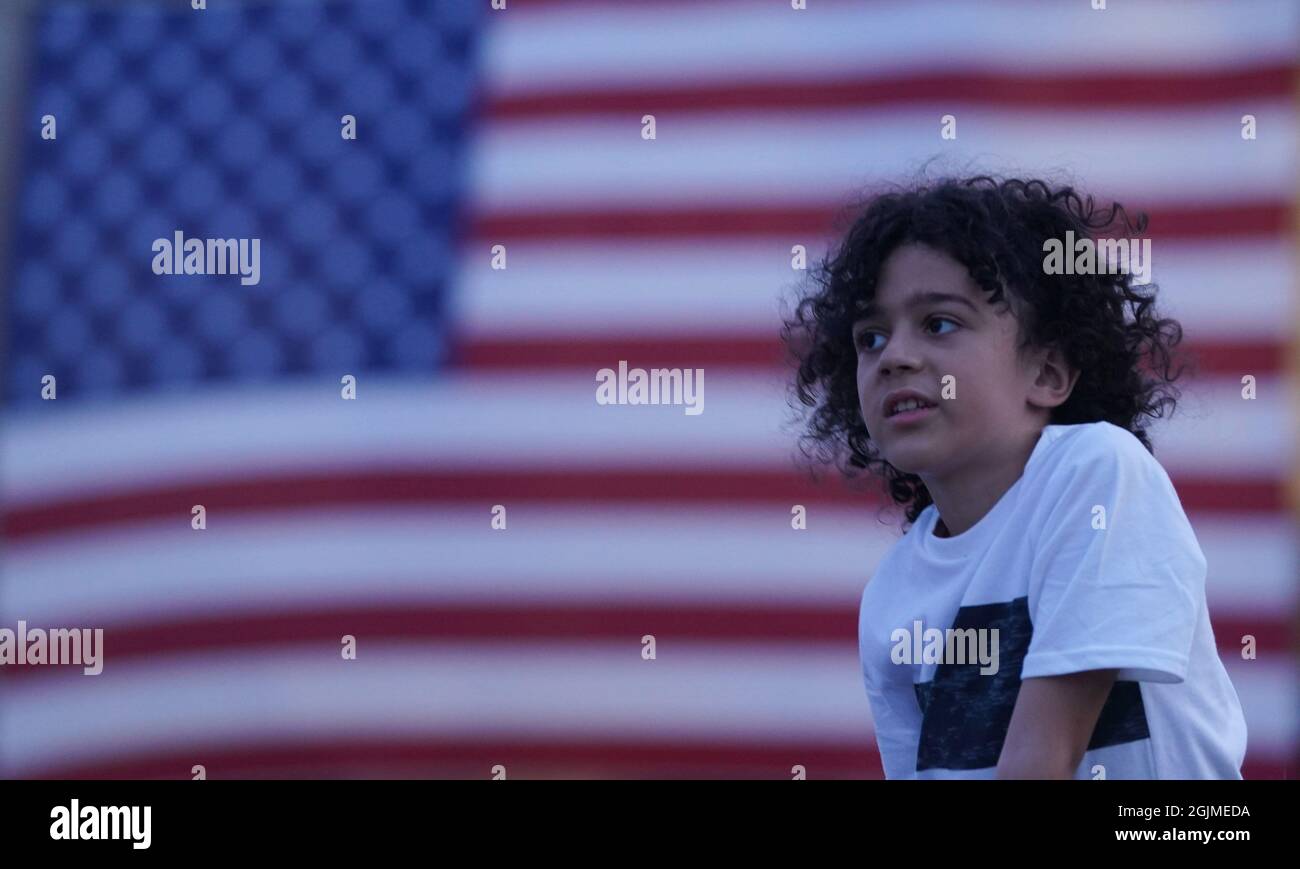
[1225,658,1299,763]
[485,0,1299,95]
[1148,240,1296,337]
[0,506,880,622]
[0,644,1291,776]
[1195,515,1300,617]
[1,507,1292,626]
[453,239,1295,339]
[0,643,874,775]
[1,374,1291,503]
[468,105,1297,210]
[1159,377,1296,474]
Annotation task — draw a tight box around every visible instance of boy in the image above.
[783,176,1247,778]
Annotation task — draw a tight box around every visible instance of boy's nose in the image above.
[878,336,922,375]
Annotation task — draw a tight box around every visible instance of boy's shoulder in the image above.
[1034,420,1164,486]
[866,422,1165,576]
[1040,419,1149,463]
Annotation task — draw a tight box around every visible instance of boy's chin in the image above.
[879,443,937,476]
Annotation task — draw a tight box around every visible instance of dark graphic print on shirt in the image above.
[911,596,1150,772]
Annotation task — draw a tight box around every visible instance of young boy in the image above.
[784,176,1247,778]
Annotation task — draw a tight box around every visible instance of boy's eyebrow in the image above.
[855,291,980,322]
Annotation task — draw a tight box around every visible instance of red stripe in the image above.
[1,470,1284,540]
[453,334,793,369]
[452,335,1280,376]
[489,66,1297,119]
[0,605,1284,678]
[14,738,1291,780]
[468,202,1290,242]
[22,738,883,780]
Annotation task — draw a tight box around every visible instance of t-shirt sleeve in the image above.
[1020,426,1205,684]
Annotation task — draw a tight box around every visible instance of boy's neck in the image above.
[925,427,1043,538]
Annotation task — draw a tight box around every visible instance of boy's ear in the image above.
[1027,345,1079,410]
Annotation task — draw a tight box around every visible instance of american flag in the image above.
[1,0,1295,779]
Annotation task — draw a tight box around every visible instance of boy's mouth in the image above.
[886,404,936,425]
[882,390,938,419]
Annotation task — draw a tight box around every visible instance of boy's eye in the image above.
[854,317,958,352]
[926,316,959,335]
[854,329,883,351]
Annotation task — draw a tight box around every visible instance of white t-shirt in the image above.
[858,421,1247,779]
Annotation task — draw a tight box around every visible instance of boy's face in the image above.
[853,243,1045,477]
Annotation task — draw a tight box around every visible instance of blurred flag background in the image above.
[0,0,1295,779]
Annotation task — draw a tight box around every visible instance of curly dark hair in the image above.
[780,174,1192,532]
